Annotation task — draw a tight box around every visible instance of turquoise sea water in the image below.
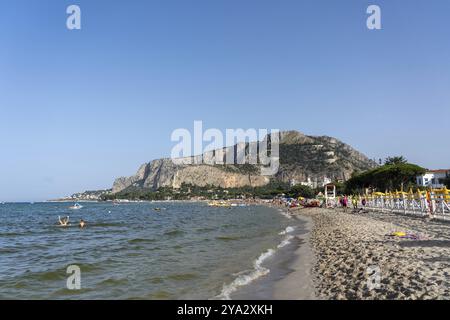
[0,202,299,299]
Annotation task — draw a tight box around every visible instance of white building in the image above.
[298,177,332,189]
[416,170,449,189]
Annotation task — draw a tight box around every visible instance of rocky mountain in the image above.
[112,131,377,193]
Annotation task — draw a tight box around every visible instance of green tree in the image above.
[443,177,450,188]
[286,184,315,199]
[384,156,407,166]
[333,181,345,195]
[345,162,426,194]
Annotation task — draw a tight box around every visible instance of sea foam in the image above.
[217,225,296,300]
[277,208,292,219]
[218,249,274,300]
[279,226,295,235]
[277,235,294,248]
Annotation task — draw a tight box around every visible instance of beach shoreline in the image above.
[291,207,450,300]
[272,214,316,300]
[7,199,450,300]
[229,204,316,300]
[252,201,450,300]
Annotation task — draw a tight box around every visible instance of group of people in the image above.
[338,195,367,213]
[58,216,86,228]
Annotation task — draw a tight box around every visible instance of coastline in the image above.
[229,204,316,300]
[272,214,316,300]
[295,207,450,300]
[246,203,450,300]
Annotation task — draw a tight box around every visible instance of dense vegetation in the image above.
[101,181,316,201]
[384,156,408,166]
[344,158,426,194]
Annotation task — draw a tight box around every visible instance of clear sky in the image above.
[1,0,449,201]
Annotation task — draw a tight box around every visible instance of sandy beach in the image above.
[289,207,450,300]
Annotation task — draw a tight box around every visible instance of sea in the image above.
[0,201,306,299]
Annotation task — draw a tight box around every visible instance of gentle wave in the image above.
[217,225,298,300]
[25,269,66,282]
[277,208,292,219]
[279,226,295,235]
[0,232,27,237]
[98,277,129,286]
[148,290,172,299]
[164,229,185,236]
[277,235,294,248]
[48,263,103,277]
[167,273,199,281]
[17,262,111,283]
[215,235,245,241]
[88,222,125,228]
[217,249,274,300]
[0,247,19,254]
[128,238,157,244]
[196,227,217,232]
[50,287,94,297]
[148,276,165,284]
[3,281,27,289]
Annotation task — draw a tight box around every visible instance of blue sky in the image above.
[1,0,449,201]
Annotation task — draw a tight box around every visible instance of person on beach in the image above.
[79,219,86,228]
[352,196,358,210]
[58,216,70,227]
[361,197,367,208]
[342,196,348,212]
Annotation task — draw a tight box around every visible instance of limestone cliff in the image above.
[112,131,376,193]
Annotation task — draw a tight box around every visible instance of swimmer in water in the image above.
[58,216,70,226]
[79,219,86,228]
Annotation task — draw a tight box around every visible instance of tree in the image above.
[333,181,346,195]
[344,162,426,194]
[443,177,450,189]
[384,156,407,166]
[286,184,315,199]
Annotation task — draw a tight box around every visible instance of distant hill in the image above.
[111,131,377,194]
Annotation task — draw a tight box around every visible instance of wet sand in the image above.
[230,212,316,300]
[272,215,316,300]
